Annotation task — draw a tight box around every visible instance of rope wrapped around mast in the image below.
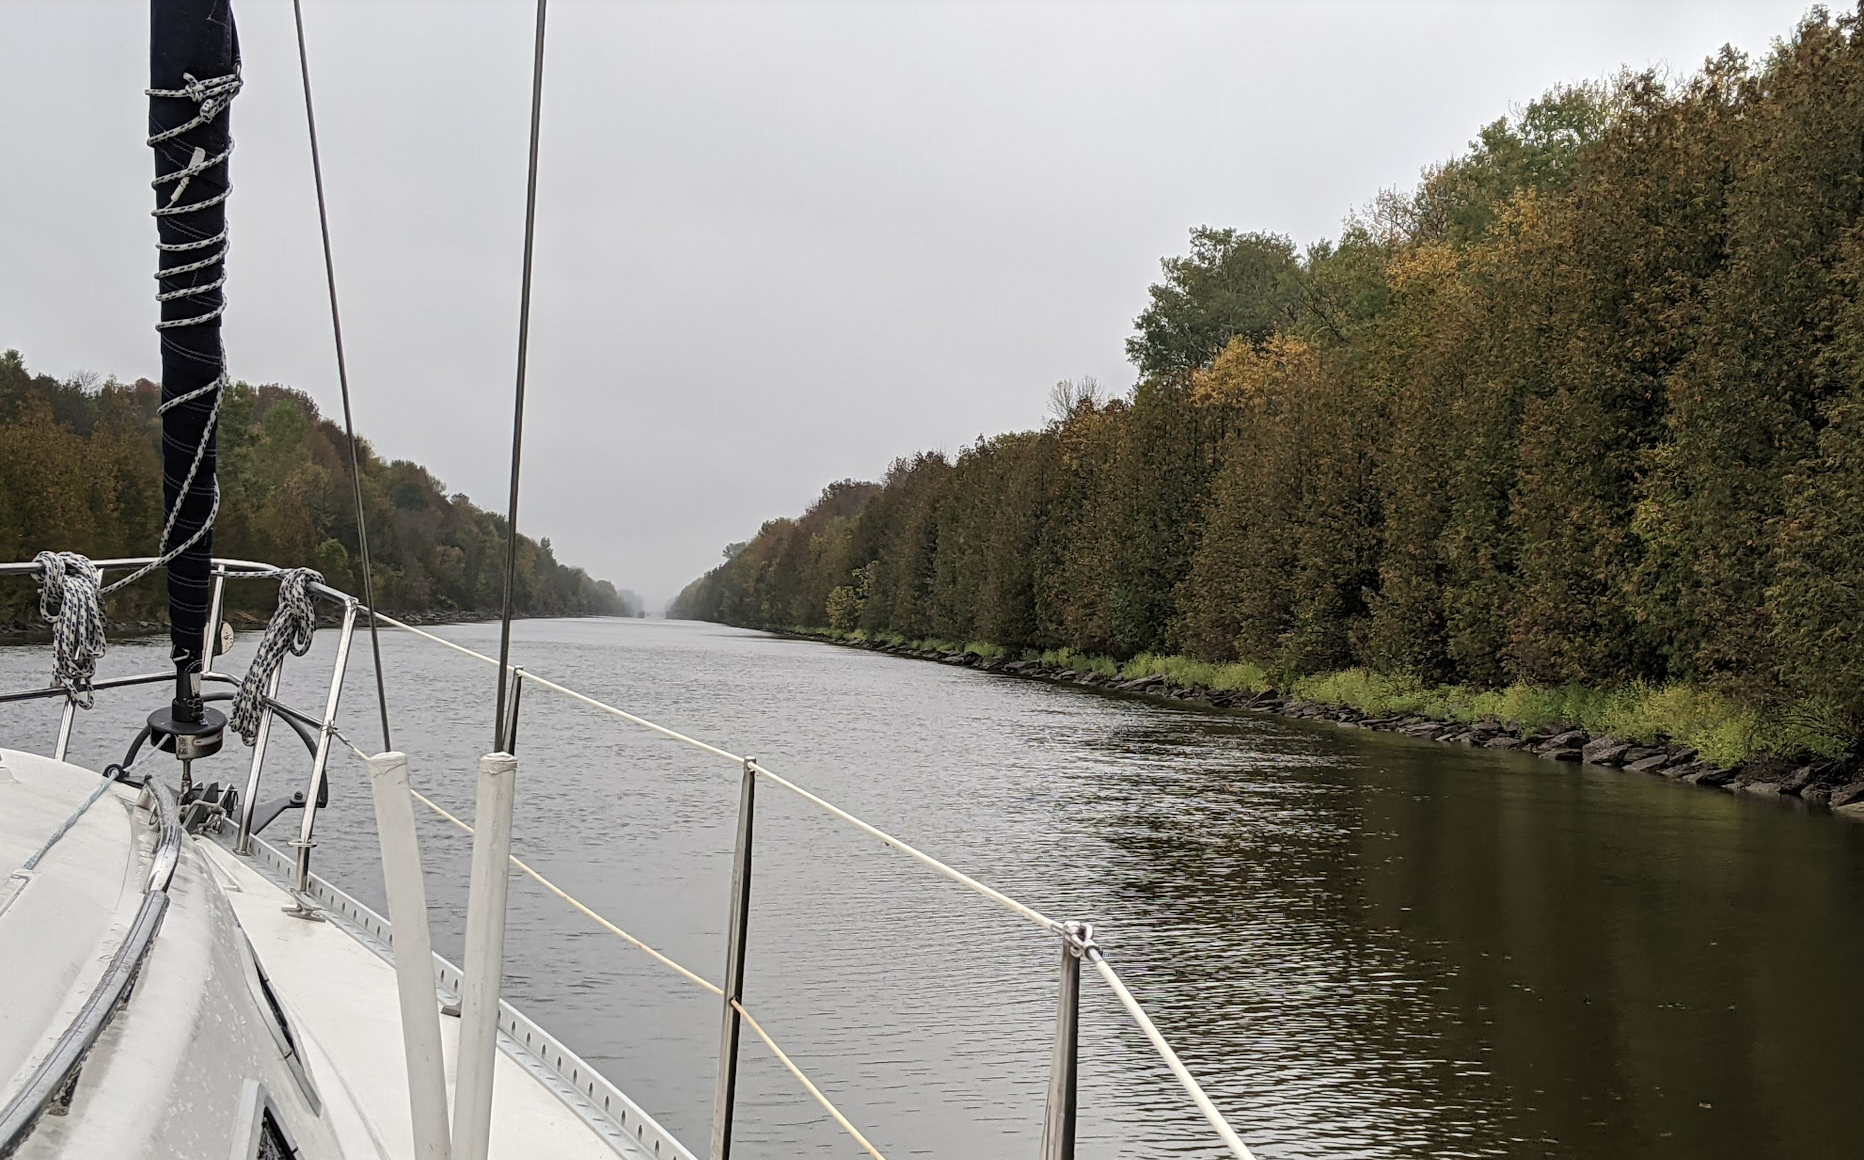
[146,0,240,668]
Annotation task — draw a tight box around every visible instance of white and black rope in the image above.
[229,568,322,744]
[33,553,107,709]
[102,68,241,599]
[149,71,240,330]
[99,381,226,597]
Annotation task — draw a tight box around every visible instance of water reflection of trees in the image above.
[1084,715,1864,1158]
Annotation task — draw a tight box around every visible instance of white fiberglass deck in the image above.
[0,752,146,1114]
[1,742,688,1160]
[195,834,693,1160]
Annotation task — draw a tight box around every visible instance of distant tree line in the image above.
[0,350,637,624]
[673,10,1864,731]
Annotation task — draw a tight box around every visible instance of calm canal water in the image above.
[5,616,1863,1158]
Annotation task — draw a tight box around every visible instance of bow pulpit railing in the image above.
[0,555,360,902]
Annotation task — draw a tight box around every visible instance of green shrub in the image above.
[809,623,1852,767]
[1119,652,1271,692]
[1284,671,1852,766]
[1039,648,1120,677]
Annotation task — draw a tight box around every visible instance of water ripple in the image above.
[7,619,1864,1158]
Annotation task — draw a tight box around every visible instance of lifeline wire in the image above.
[1088,951,1257,1160]
[375,613,1060,926]
[376,614,1054,928]
[380,759,888,1160]
[372,615,1260,1156]
[397,776,722,997]
[290,0,392,752]
[494,0,550,754]
[369,612,1257,1153]
[730,1001,888,1160]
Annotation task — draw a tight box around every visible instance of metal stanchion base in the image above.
[284,838,325,920]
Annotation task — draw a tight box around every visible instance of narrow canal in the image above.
[8,617,1861,1158]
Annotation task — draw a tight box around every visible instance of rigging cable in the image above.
[494,0,549,754]
[290,0,391,751]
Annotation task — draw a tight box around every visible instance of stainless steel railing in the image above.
[377,611,1258,1160]
[0,555,1257,1159]
[0,555,361,903]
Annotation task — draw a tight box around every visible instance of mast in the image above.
[149,0,237,743]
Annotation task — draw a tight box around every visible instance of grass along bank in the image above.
[788,627,1852,772]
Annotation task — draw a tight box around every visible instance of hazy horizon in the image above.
[4,0,1815,608]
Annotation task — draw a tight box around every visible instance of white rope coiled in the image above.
[230,568,321,744]
[33,552,107,709]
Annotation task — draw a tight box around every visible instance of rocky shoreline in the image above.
[793,632,1864,820]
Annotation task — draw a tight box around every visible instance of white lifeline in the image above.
[0,747,686,1160]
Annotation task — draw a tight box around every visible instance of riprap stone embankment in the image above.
[792,633,1864,818]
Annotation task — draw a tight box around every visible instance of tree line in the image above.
[0,350,637,625]
[673,8,1864,735]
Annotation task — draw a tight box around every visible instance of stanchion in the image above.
[286,600,359,911]
[453,751,518,1160]
[1040,922,1090,1160]
[233,666,281,856]
[53,696,75,762]
[710,757,757,1160]
[366,751,451,1160]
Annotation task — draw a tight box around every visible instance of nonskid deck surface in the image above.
[4,747,352,1159]
[0,752,145,1112]
[197,834,693,1160]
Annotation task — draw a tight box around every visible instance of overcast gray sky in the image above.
[4,1,1817,607]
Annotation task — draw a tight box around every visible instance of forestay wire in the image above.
[290,0,392,752]
[494,0,550,755]
[98,380,227,596]
[39,39,246,706]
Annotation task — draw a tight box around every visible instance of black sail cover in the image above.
[149,0,237,670]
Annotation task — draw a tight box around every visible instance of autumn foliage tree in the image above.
[0,350,634,625]
[674,9,1864,735]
